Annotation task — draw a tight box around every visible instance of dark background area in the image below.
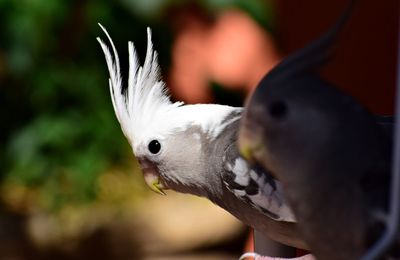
[277,0,398,114]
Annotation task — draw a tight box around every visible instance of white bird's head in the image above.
[97,25,242,197]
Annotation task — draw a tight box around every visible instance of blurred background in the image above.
[0,0,398,259]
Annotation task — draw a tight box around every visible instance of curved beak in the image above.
[143,171,166,195]
[138,158,166,195]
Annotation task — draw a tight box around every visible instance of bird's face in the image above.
[131,120,208,196]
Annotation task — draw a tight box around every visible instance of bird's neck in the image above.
[167,104,243,200]
[201,109,243,201]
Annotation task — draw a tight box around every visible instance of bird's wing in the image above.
[222,143,296,222]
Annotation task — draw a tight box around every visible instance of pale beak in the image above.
[143,171,166,195]
[138,158,166,195]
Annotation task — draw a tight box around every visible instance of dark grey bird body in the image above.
[241,73,393,259]
[238,0,398,258]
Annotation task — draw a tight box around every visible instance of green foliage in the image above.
[0,0,142,210]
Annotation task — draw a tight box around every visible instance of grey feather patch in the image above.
[202,109,295,222]
[223,154,296,222]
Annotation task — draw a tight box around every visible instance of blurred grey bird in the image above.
[96,24,308,254]
[238,0,398,259]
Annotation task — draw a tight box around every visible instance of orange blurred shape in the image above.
[206,9,280,91]
[169,9,281,104]
[169,18,213,103]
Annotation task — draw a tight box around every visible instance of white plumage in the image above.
[96,25,183,147]
[96,24,238,151]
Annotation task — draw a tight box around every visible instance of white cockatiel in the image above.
[96,24,306,250]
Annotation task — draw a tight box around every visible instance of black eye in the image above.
[148,140,161,154]
[269,100,288,119]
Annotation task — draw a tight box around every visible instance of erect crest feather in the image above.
[96,24,183,145]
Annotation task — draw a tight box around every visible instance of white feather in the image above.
[97,24,241,152]
[97,25,184,144]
